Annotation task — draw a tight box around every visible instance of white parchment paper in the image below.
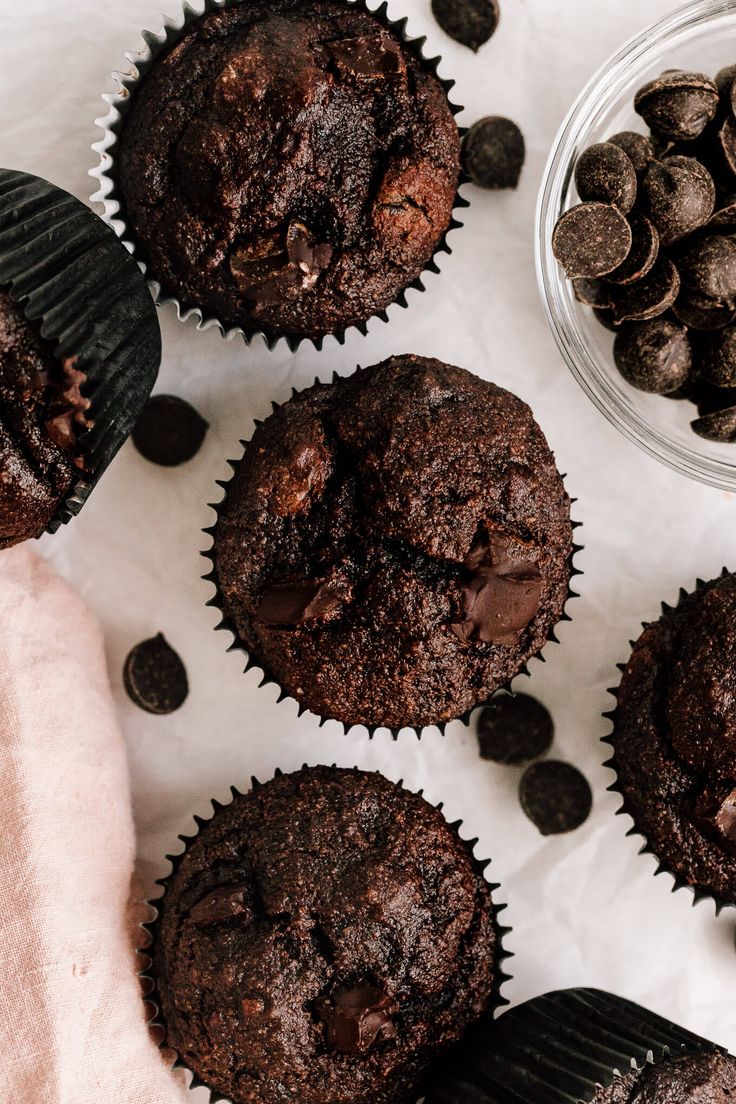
[3,0,735,1091]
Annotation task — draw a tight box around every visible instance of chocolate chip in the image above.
[431,0,499,51]
[461,116,525,190]
[676,234,736,301]
[593,306,619,331]
[607,131,655,176]
[123,633,189,714]
[609,257,680,324]
[691,404,736,441]
[673,287,736,330]
[699,325,736,387]
[476,692,553,765]
[716,63,736,98]
[573,278,614,309]
[694,380,736,415]
[258,576,350,626]
[605,212,659,285]
[452,530,542,646]
[190,885,250,925]
[613,317,691,394]
[641,156,715,246]
[519,760,592,835]
[317,983,397,1055]
[634,70,719,141]
[132,394,208,467]
[574,143,637,213]
[552,202,633,279]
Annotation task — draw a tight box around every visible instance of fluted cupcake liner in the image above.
[602,567,734,916]
[425,987,724,1104]
[200,372,583,739]
[90,0,469,354]
[0,168,161,533]
[138,764,513,1104]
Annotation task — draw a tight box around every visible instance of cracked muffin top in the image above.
[117,0,460,342]
[152,766,497,1104]
[212,354,573,730]
[591,1051,736,1103]
[0,291,89,549]
[611,570,736,903]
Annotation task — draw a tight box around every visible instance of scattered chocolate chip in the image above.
[699,325,736,387]
[519,760,592,835]
[431,0,499,51]
[691,404,736,442]
[634,70,719,141]
[258,576,350,626]
[609,257,680,324]
[607,131,655,176]
[190,885,250,925]
[573,277,614,309]
[574,143,637,213]
[452,530,542,646]
[552,202,633,279]
[317,983,397,1055]
[613,317,691,394]
[641,156,715,246]
[461,116,525,190]
[476,692,553,765]
[673,287,736,331]
[123,633,189,715]
[605,212,659,285]
[676,234,736,301]
[132,394,209,466]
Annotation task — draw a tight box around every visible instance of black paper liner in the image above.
[91,0,469,353]
[138,764,513,1103]
[0,168,161,534]
[200,371,583,739]
[602,568,735,916]
[424,987,725,1104]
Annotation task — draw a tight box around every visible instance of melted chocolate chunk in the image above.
[190,885,250,924]
[132,394,208,466]
[258,577,349,626]
[327,32,404,79]
[691,785,736,857]
[317,982,397,1055]
[123,633,189,715]
[452,531,543,646]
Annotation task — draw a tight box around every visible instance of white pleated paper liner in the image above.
[138,765,513,1103]
[0,168,161,533]
[602,568,735,916]
[90,0,469,352]
[424,987,724,1104]
[201,373,584,739]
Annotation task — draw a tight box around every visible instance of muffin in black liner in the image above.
[90,0,469,353]
[0,168,160,536]
[602,568,736,915]
[200,368,583,739]
[137,765,513,1104]
[425,987,726,1104]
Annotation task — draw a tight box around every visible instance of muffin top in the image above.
[117,0,460,342]
[591,1051,736,1103]
[0,291,88,549]
[152,766,497,1104]
[212,354,573,730]
[612,571,736,902]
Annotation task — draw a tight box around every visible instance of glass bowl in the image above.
[536,0,736,492]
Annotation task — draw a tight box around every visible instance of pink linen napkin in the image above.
[0,546,188,1104]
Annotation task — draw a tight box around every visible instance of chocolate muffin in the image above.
[151,766,498,1104]
[117,0,461,344]
[211,354,573,730]
[609,570,736,904]
[0,291,89,548]
[591,1052,736,1103]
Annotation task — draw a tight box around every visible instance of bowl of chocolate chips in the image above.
[537,0,736,490]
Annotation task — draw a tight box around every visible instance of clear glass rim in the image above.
[535,0,736,492]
